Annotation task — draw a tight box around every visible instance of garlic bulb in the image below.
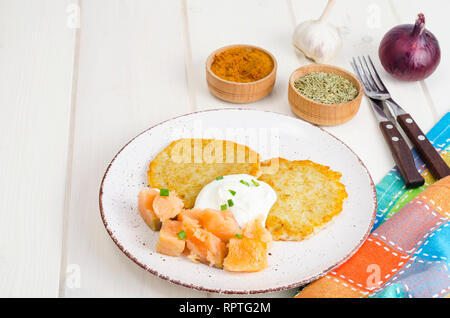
[292,0,342,63]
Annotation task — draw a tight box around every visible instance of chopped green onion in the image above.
[240,180,250,187]
[216,176,224,180]
[235,234,243,239]
[227,199,234,207]
[177,230,186,240]
[251,179,260,187]
[160,188,169,196]
[229,189,236,196]
[220,204,227,210]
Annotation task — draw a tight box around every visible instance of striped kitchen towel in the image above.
[296,112,450,298]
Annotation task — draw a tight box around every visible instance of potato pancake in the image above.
[148,139,260,208]
[259,158,347,241]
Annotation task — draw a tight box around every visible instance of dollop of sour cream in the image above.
[194,174,277,228]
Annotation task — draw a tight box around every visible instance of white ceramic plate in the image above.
[99,109,376,294]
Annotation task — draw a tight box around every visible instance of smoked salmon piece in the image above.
[200,209,240,243]
[186,228,227,268]
[152,190,184,221]
[178,208,203,224]
[223,237,268,272]
[242,216,272,244]
[137,188,161,231]
[156,220,186,257]
[223,217,271,272]
[177,208,203,237]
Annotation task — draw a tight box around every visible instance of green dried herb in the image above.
[159,188,169,196]
[177,230,186,240]
[240,180,250,187]
[294,72,358,104]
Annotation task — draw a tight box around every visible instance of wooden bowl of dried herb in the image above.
[206,44,277,103]
[288,64,363,126]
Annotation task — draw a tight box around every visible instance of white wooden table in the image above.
[1,0,448,297]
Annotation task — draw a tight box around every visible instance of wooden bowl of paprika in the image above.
[206,44,277,103]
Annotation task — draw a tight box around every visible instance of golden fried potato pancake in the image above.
[259,158,347,241]
[148,139,260,208]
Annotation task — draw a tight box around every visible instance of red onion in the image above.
[379,14,440,81]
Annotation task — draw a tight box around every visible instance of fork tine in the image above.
[351,57,370,91]
[357,56,376,91]
[350,58,358,76]
[351,59,364,84]
[361,56,381,91]
[367,55,387,90]
[350,58,359,78]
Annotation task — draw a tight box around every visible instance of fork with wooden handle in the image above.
[354,55,450,181]
[394,104,450,179]
[371,98,425,188]
[351,58,425,188]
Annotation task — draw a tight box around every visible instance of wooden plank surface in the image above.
[61,0,208,297]
[2,0,445,298]
[0,0,76,297]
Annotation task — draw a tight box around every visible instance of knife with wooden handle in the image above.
[369,98,424,188]
[396,112,450,180]
[383,98,450,180]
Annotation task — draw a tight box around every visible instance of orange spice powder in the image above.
[210,47,274,83]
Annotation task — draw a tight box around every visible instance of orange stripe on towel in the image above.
[330,237,410,292]
[416,176,450,218]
